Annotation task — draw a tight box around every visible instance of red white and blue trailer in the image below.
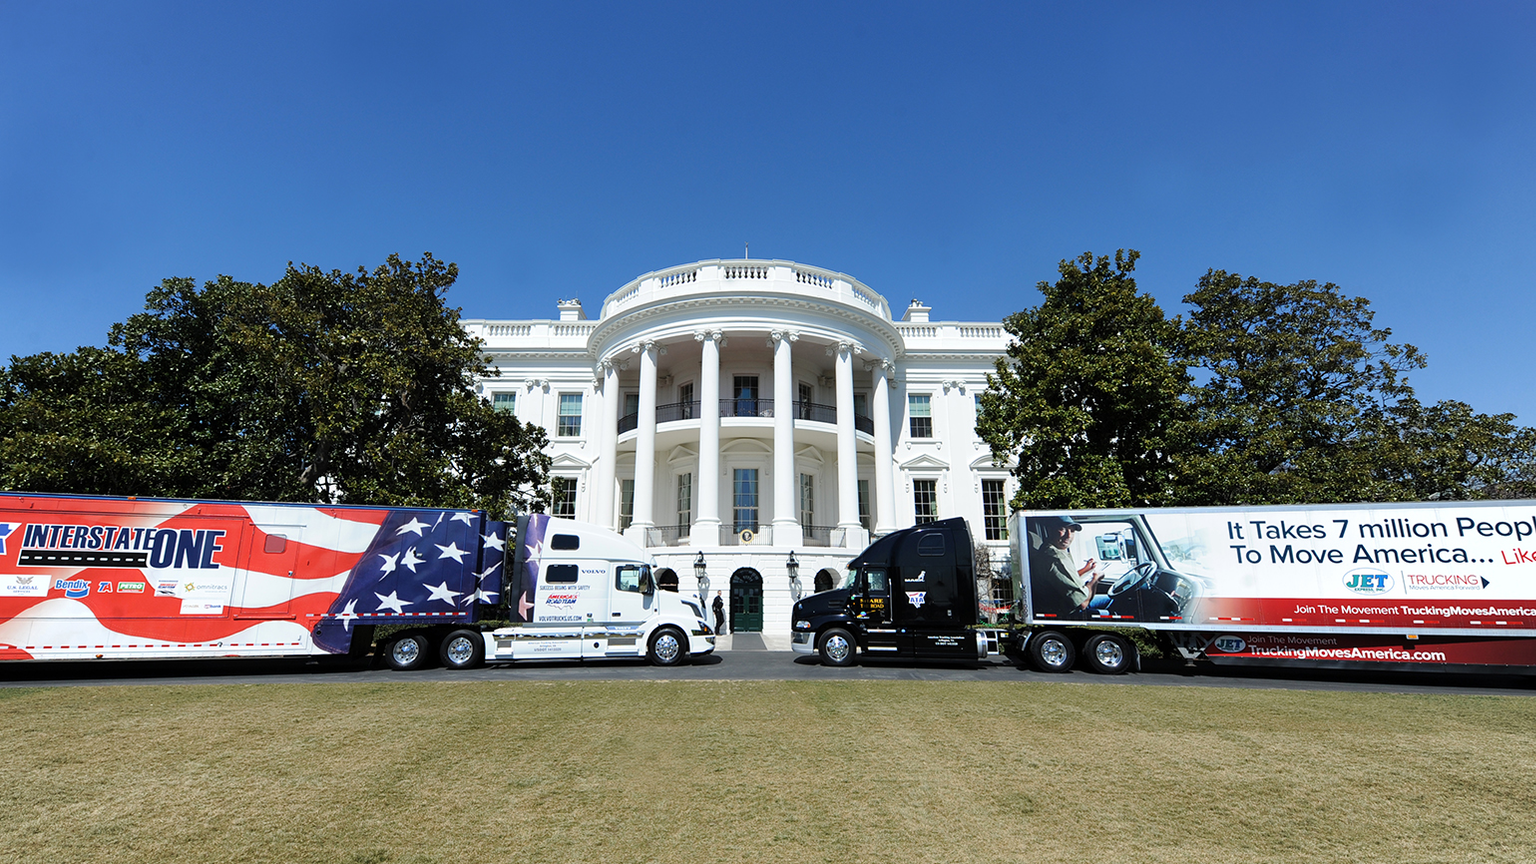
[0,492,510,669]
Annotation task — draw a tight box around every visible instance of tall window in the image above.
[553,477,578,518]
[679,382,695,419]
[981,479,1007,540]
[733,468,759,533]
[676,473,692,527]
[908,394,932,438]
[798,382,813,419]
[799,473,814,525]
[858,479,871,530]
[558,393,583,437]
[619,479,635,530]
[734,376,759,416]
[853,393,868,418]
[492,392,516,414]
[623,392,640,417]
[913,479,937,524]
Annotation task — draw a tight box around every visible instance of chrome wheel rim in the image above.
[392,637,421,666]
[1038,637,1069,669]
[824,634,851,663]
[654,633,681,663]
[444,635,476,667]
[1094,639,1124,670]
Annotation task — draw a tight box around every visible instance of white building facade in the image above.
[465,259,1013,635]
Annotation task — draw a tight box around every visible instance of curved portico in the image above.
[466,258,1011,634]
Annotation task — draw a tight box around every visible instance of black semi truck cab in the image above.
[790,517,1000,665]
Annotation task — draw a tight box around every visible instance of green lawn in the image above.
[4,679,1534,864]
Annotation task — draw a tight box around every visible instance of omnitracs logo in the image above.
[1344,568,1393,595]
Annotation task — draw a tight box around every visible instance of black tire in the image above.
[439,628,485,670]
[1083,633,1132,675]
[648,627,687,666]
[1027,630,1075,673]
[818,627,857,667]
[385,632,432,671]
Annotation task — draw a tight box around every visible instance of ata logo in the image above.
[1344,568,1393,595]
[906,591,927,608]
[1211,635,1246,653]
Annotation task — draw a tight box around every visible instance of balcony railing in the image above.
[720,523,770,546]
[647,524,691,546]
[656,400,699,423]
[720,397,774,418]
[617,398,873,433]
[802,524,837,547]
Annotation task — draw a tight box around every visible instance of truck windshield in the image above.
[838,568,858,590]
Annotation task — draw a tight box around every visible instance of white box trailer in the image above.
[1011,501,1536,674]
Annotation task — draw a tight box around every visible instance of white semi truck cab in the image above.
[489,514,715,665]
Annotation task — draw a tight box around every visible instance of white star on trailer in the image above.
[451,512,475,524]
[474,586,499,604]
[336,599,359,630]
[400,547,426,573]
[435,541,469,562]
[395,516,431,536]
[377,551,400,578]
[482,531,504,552]
[374,591,412,614]
[425,581,463,605]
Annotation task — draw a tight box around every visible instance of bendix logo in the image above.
[1211,635,1246,653]
[1343,568,1393,595]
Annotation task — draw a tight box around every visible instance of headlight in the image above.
[794,620,811,630]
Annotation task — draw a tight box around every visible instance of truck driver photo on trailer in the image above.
[1025,513,1203,623]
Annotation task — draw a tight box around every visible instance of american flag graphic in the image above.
[0,494,506,661]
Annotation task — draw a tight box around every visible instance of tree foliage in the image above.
[981,253,1536,507]
[0,254,550,518]
[977,251,1187,509]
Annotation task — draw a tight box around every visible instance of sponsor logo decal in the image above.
[906,591,927,608]
[545,593,580,606]
[1403,573,1489,592]
[16,525,225,569]
[1,573,46,597]
[1211,635,1246,653]
[906,569,927,583]
[116,581,146,593]
[0,522,18,555]
[53,578,90,599]
[155,580,179,597]
[1343,568,1392,595]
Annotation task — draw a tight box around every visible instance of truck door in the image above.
[854,567,900,655]
[593,563,654,657]
[514,562,585,660]
[902,531,978,659]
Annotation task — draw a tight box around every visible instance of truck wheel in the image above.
[439,629,484,670]
[1027,630,1075,673]
[818,628,857,667]
[1083,633,1131,675]
[385,633,432,671]
[648,628,687,666]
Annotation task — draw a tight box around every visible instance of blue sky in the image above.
[3,2,1534,420]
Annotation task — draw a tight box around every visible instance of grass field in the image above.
[4,679,1535,864]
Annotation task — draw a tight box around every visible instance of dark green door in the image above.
[730,568,763,633]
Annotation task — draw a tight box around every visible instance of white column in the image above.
[834,341,864,546]
[871,359,897,535]
[595,360,620,531]
[771,329,801,546]
[627,341,659,542]
[694,329,722,542]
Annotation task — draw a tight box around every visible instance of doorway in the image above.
[730,568,763,633]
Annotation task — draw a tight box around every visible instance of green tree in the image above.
[1173,270,1535,504]
[0,254,550,518]
[978,250,1188,509]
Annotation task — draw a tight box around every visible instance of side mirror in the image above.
[640,571,655,595]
